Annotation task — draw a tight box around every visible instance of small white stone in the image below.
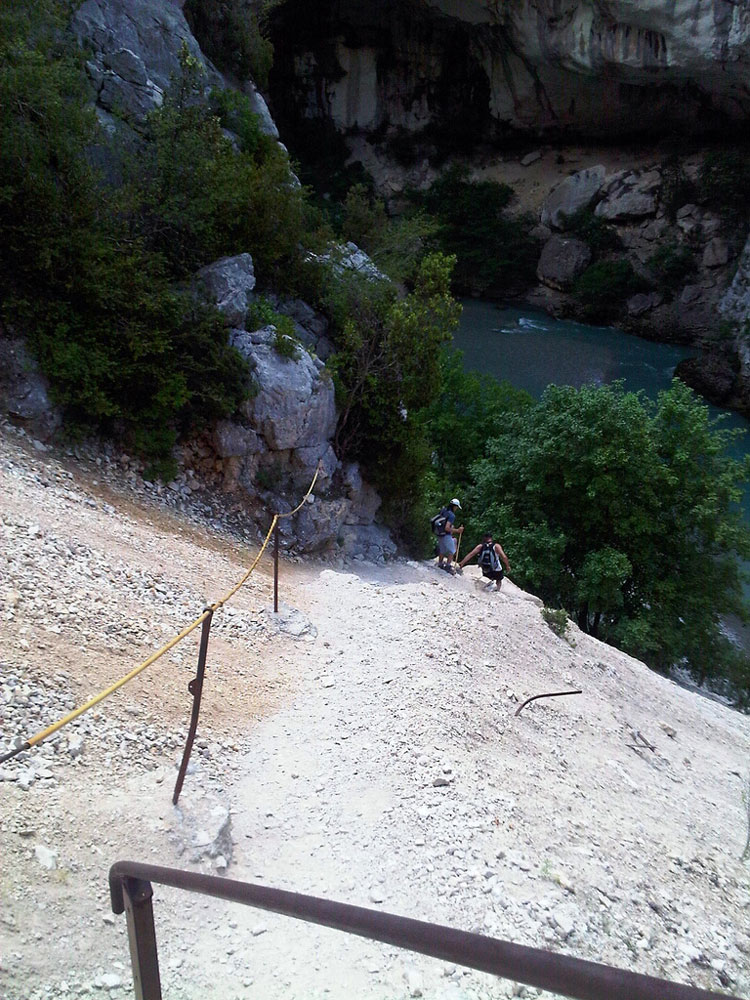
[405,968,423,997]
[35,845,58,870]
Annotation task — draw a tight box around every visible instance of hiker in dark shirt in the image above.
[434,498,464,575]
[459,531,510,592]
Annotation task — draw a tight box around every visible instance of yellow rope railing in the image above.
[2,462,322,761]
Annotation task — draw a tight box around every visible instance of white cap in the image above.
[450,498,462,509]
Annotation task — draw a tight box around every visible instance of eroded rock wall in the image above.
[269,0,750,145]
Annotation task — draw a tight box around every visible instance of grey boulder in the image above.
[0,337,61,441]
[232,332,337,452]
[537,235,592,290]
[196,254,256,327]
[540,167,606,230]
[595,169,661,222]
[212,420,261,459]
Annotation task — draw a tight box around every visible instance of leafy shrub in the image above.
[542,608,569,638]
[698,150,750,218]
[573,260,646,320]
[647,242,695,292]
[246,298,300,358]
[563,207,621,256]
[183,0,278,88]
[342,184,438,285]
[210,88,269,158]
[133,49,308,287]
[0,6,253,469]
[272,322,300,360]
[247,297,280,329]
[417,165,539,294]
[325,253,461,547]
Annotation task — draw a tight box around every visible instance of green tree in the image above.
[573,259,645,321]
[326,253,461,543]
[418,349,532,511]
[183,0,281,89]
[133,46,307,286]
[468,380,750,700]
[0,5,249,473]
[341,184,438,285]
[418,165,540,294]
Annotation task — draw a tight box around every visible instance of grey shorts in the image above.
[438,534,456,556]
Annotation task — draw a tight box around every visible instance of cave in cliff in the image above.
[266,0,750,177]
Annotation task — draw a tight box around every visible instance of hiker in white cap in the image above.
[430,498,464,575]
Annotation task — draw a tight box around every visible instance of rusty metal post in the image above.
[121,877,162,1000]
[172,610,213,805]
[273,521,279,614]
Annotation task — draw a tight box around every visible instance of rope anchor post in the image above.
[173,609,213,806]
[273,520,280,614]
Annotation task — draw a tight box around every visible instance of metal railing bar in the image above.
[109,862,741,1000]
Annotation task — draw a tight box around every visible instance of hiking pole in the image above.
[454,530,462,573]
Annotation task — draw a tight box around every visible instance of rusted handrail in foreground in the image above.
[109,862,739,1000]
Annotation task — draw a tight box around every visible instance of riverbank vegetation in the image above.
[422,367,750,706]
[2,1,749,703]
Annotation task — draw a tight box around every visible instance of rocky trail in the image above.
[1,421,749,1000]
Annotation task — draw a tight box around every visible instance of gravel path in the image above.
[1,423,749,1000]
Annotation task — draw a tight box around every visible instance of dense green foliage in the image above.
[418,349,533,511]
[450,379,750,704]
[416,166,540,294]
[183,0,280,88]
[0,3,252,475]
[135,48,309,286]
[325,253,461,545]
[562,207,621,256]
[573,259,645,321]
[341,184,439,285]
[0,3,318,473]
[698,150,750,219]
[647,242,695,294]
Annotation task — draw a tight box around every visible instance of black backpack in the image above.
[430,507,449,536]
[479,541,501,575]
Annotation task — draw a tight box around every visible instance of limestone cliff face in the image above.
[269,0,750,141]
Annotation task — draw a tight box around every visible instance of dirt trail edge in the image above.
[1,423,749,1000]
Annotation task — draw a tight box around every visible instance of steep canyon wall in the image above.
[269,0,750,142]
